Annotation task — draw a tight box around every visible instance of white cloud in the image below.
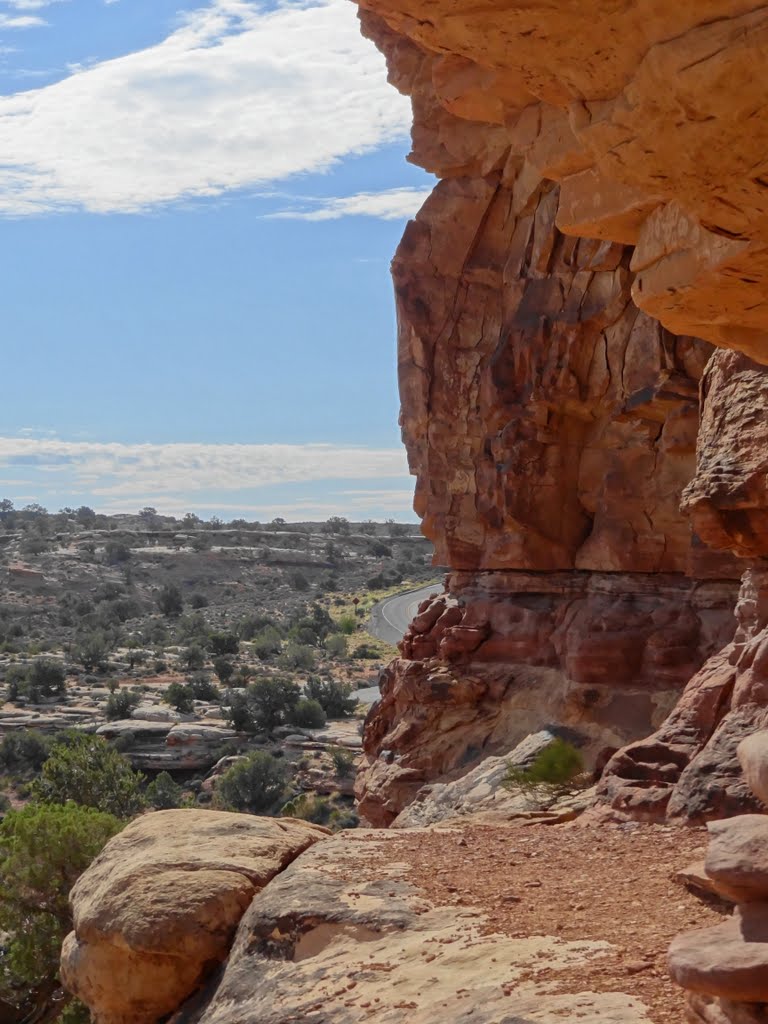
[269,186,432,222]
[0,0,411,214]
[0,437,410,496]
[0,13,45,25]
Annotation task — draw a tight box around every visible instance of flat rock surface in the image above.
[669,904,768,1002]
[176,820,721,1024]
[705,815,768,902]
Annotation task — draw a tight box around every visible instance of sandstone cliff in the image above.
[353,0,768,825]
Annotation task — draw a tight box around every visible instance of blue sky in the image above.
[0,0,433,521]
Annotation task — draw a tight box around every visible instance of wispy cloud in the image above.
[0,0,411,215]
[0,13,45,26]
[268,187,432,222]
[2,1,64,8]
[0,437,410,496]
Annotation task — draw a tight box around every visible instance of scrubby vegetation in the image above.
[0,508,439,1020]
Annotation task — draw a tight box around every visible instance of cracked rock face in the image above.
[352,0,768,825]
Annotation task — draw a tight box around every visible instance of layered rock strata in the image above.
[353,0,768,824]
[359,571,737,826]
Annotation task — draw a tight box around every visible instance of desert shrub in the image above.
[351,643,379,660]
[289,697,327,730]
[278,643,315,671]
[145,771,184,810]
[329,746,356,778]
[289,571,310,592]
[31,734,146,818]
[337,614,357,635]
[304,679,357,719]
[75,630,111,672]
[156,584,183,618]
[214,751,287,814]
[105,689,141,721]
[163,682,194,714]
[281,793,358,830]
[0,802,122,1020]
[182,643,205,671]
[176,614,209,648]
[0,729,50,777]
[28,659,66,697]
[223,691,256,733]
[280,793,334,825]
[207,631,239,657]
[188,672,220,702]
[212,657,234,685]
[5,664,27,702]
[325,633,347,658]
[237,613,280,641]
[503,738,584,799]
[247,676,300,732]
[97,596,142,626]
[189,593,209,609]
[103,541,131,565]
[252,626,283,661]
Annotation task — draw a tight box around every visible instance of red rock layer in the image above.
[357,572,737,827]
[353,1,766,825]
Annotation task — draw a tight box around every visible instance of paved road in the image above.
[368,580,445,646]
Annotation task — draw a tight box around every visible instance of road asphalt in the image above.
[368,580,446,646]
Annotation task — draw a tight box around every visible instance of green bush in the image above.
[28,659,66,697]
[325,633,347,658]
[252,626,283,661]
[351,643,379,660]
[207,631,239,657]
[278,643,315,671]
[224,691,256,733]
[0,729,50,777]
[330,746,356,778]
[31,734,146,818]
[156,584,183,618]
[105,689,141,721]
[146,771,184,810]
[247,676,300,732]
[290,697,327,729]
[164,682,194,714]
[182,644,205,671]
[214,751,287,814]
[0,802,122,1020]
[75,630,111,672]
[212,656,234,685]
[503,739,584,794]
[305,678,357,719]
[188,672,220,701]
[337,614,357,635]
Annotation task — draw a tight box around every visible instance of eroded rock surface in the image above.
[172,827,654,1024]
[599,568,768,822]
[358,570,738,825]
[352,0,768,825]
[60,811,327,1024]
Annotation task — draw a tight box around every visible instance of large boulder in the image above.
[60,810,328,1024]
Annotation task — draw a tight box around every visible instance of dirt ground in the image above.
[387,819,725,1024]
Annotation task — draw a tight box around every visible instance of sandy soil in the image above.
[386,819,726,1024]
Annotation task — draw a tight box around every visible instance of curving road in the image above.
[368,580,445,646]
